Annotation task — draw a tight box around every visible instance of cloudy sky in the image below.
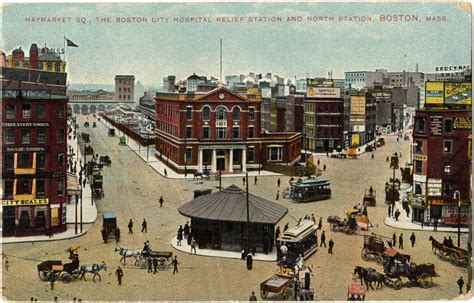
[2,2,471,86]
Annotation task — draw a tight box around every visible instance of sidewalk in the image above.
[2,227,87,244]
[99,117,282,179]
[384,183,469,233]
[170,237,277,261]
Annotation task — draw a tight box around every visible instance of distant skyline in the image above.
[2,2,471,86]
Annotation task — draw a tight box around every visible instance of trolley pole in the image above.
[74,194,78,234]
[246,173,250,254]
[80,185,83,233]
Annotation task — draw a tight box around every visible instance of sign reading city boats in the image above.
[306,87,340,98]
[444,83,472,105]
[425,82,444,104]
[2,198,49,206]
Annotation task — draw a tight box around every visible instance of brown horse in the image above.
[354,266,387,291]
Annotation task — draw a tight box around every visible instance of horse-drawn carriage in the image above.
[102,212,118,242]
[327,210,370,234]
[119,136,126,146]
[260,264,296,300]
[99,155,112,167]
[361,234,392,264]
[376,138,385,147]
[192,170,211,181]
[385,180,400,204]
[136,251,173,271]
[92,170,104,199]
[37,246,81,283]
[108,128,115,137]
[363,188,376,207]
[429,236,470,267]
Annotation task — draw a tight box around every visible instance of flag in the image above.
[65,37,79,47]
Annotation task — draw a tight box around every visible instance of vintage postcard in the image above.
[1,1,472,301]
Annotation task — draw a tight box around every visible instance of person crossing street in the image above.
[115,266,124,285]
[410,232,416,247]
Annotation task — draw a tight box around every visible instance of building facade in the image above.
[347,91,377,147]
[114,75,135,102]
[6,44,66,73]
[1,66,68,237]
[155,87,300,174]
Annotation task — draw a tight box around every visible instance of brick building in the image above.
[155,87,300,174]
[1,66,68,237]
[114,75,135,102]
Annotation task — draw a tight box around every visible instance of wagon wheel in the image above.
[280,288,290,300]
[392,278,402,290]
[376,254,388,265]
[260,290,268,299]
[61,272,72,283]
[330,223,337,231]
[418,274,433,288]
[71,269,81,278]
[38,270,51,281]
[449,255,460,266]
[140,258,148,269]
[361,248,371,261]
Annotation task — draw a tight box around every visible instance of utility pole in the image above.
[246,172,250,255]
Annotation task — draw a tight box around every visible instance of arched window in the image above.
[216,107,227,120]
[232,107,241,121]
[202,106,210,121]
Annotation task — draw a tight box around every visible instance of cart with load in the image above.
[260,265,296,300]
[328,209,370,234]
[361,234,391,264]
[99,155,112,167]
[92,170,104,199]
[101,212,117,242]
[137,251,173,271]
[363,188,376,207]
[37,246,81,283]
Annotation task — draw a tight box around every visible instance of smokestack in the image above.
[415,63,419,73]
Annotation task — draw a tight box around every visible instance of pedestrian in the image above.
[254,176,257,186]
[371,153,374,160]
[246,252,253,270]
[277,178,281,187]
[164,168,168,177]
[115,227,121,243]
[394,209,400,221]
[243,177,246,186]
[147,257,153,273]
[54,297,58,302]
[320,230,326,247]
[311,214,316,223]
[386,156,389,162]
[433,219,438,231]
[141,219,147,233]
[128,219,133,234]
[4,257,9,271]
[388,204,392,218]
[399,233,404,249]
[115,266,124,285]
[183,221,190,239]
[190,237,197,254]
[249,291,258,301]
[457,276,464,294]
[276,190,279,200]
[152,257,158,274]
[275,226,281,239]
[177,226,183,246]
[172,256,179,274]
[392,233,396,247]
[159,196,164,208]
[317,159,320,166]
[317,217,322,230]
[323,164,326,172]
[410,232,416,247]
[49,273,57,290]
[328,239,334,254]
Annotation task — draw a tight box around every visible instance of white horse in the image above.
[79,261,108,282]
[114,247,141,265]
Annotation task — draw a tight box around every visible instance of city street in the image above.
[1,114,468,301]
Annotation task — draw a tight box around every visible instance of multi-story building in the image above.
[344,70,385,90]
[1,63,68,237]
[347,91,377,147]
[5,44,66,73]
[114,75,135,102]
[387,71,424,106]
[411,81,471,226]
[67,89,115,101]
[155,86,300,174]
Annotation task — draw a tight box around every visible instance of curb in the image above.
[2,230,88,245]
[384,218,469,233]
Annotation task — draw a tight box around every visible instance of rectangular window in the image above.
[444,119,453,133]
[203,127,210,139]
[186,107,192,120]
[415,160,422,174]
[249,108,255,121]
[37,154,46,169]
[248,147,255,162]
[56,129,64,143]
[248,126,254,138]
[22,129,30,144]
[58,105,64,118]
[57,153,64,167]
[6,104,15,119]
[268,147,283,161]
[185,148,192,164]
[37,179,45,197]
[57,178,64,195]
[22,103,31,119]
[415,140,423,154]
[38,104,46,119]
[4,180,14,197]
[444,162,451,174]
[38,130,46,143]
[5,129,14,144]
[19,153,31,168]
[5,154,14,169]
[415,118,425,134]
[233,127,240,139]
[443,140,453,153]
[217,127,226,139]
[186,126,192,138]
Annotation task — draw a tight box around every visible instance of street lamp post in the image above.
[454,190,461,247]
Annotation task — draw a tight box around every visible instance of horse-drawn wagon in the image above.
[102,212,117,242]
[429,236,469,267]
[327,209,370,234]
[99,155,112,167]
[363,188,376,207]
[37,246,81,283]
[92,169,104,199]
[137,251,173,270]
[260,265,296,300]
[361,234,391,264]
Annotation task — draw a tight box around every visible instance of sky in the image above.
[1,2,472,86]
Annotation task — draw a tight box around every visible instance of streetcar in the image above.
[289,178,331,202]
[276,220,318,265]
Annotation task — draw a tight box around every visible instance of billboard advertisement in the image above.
[425,82,444,104]
[306,87,341,98]
[350,96,366,115]
[444,82,472,105]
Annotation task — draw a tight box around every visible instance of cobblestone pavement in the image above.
[1,114,469,301]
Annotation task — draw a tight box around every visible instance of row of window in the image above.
[13,62,62,72]
[185,126,255,139]
[415,117,455,134]
[5,103,64,119]
[3,178,64,197]
[187,106,256,121]
[4,153,64,169]
[118,95,131,100]
[118,87,131,93]
[4,128,64,144]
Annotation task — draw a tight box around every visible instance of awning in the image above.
[67,173,81,196]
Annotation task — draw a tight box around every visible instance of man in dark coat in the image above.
[409,232,416,247]
[183,222,190,239]
[141,219,147,233]
[320,230,326,247]
[128,219,133,234]
[399,233,404,249]
[177,226,183,246]
[152,257,158,274]
[328,239,334,254]
[392,233,397,247]
[249,291,257,301]
[115,266,124,285]
[172,256,179,275]
[147,257,153,273]
[457,276,464,294]
[159,196,164,208]
[277,178,281,187]
[246,253,253,270]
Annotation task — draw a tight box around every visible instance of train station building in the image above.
[154,86,301,174]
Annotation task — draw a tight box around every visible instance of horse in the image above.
[354,266,387,291]
[114,247,141,265]
[79,262,108,282]
[193,171,203,181]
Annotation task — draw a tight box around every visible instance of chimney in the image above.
[29,44,39,69]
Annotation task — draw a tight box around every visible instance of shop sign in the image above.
[2,198,49,206]
[306,87,341,98]
[5,146,48,152]
[411,196,426,208]
[1,122,50,128]
[430,116,443,135]
[428,198,461,206]
[453,117,472,130]
[413,154,427,161]
[427,179,442,196]
[444,213,469,225]
[413,174,426,182]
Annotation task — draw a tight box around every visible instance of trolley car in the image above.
[276,220,318,264]
[289,178,331,203]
